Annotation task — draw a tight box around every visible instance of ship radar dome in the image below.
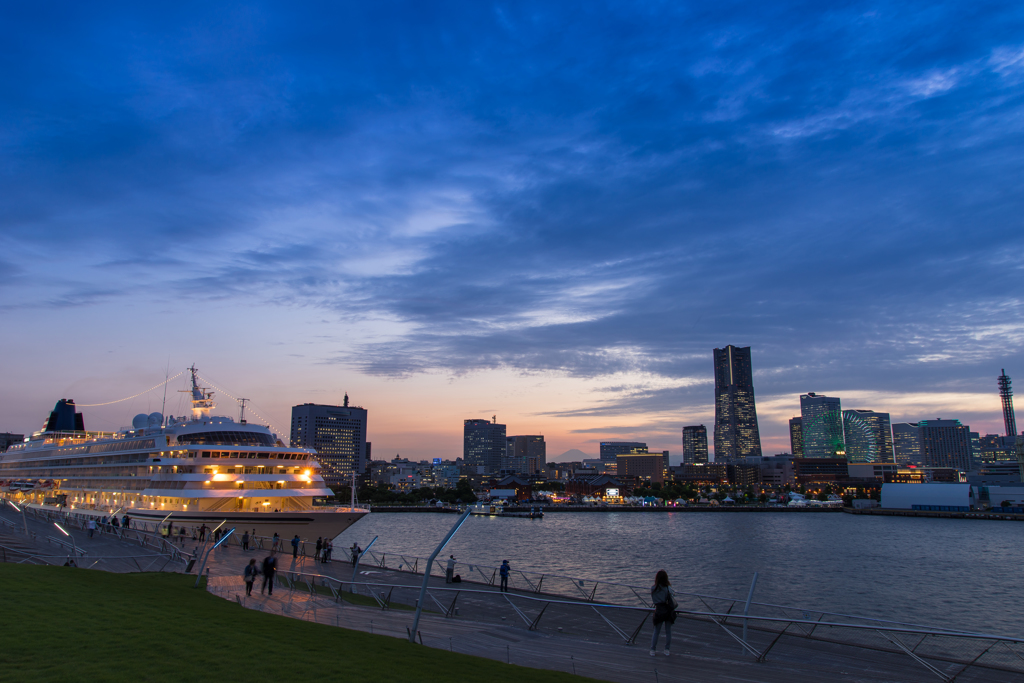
[147,412,163,428]
[132,414,149,429]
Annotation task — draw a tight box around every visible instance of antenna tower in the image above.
[237,398,250,424]
[999,369,1017,437]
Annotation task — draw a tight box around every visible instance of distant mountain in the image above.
[551,448,592,462]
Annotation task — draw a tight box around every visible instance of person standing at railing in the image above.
[242,530,250,551]
[315,537,322,562]
[272,533,281,551]
[122,513,130,529]
[650,570,677,657]
[499,559,510,592]
[291,534,301,558]
[87,518,96,538]
[244,558,259,596]
[446,554,456,583]
[324,539,333,563]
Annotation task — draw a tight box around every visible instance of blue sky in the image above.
[1,2,1022,460]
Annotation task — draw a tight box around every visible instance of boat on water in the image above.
[0,367,368,539]
[470,504,544,519]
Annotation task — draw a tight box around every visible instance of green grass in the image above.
[1,565,596,683]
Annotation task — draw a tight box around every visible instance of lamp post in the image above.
[53,521,79,563]
[8,500,29,537]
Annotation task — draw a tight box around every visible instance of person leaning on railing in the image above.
[650,570,677,657]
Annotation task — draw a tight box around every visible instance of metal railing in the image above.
[209,569,1024,682]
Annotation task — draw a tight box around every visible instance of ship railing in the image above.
[216,570,1024,681]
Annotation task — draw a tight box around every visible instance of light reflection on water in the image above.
[335,511,1024,636]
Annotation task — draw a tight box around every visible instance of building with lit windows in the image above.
[918,419,973,472]
[464,418,506,474]
[615,452,665,485]
[800,393,844,458]
[600,441,647,463]
[290,397,368,486]
[892,423,922,464]
[842,409,894,463]
[713,345,762,460]
[682,426,708,464]
[505,435,546,475]
[789,418,803,457]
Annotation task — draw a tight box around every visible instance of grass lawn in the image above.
[0,565,598,683]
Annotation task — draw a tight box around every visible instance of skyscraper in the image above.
[999,369,1017,437]
[789,417,804,457]
[505,435,546,475]
[842,409,894,463]
[290,398,368,486]
[892,422,922,465]
[918,419,972,472]
[600,442,647,463]
[682,426,708,464]
[800,393,844,458]
[713,345,762,461]
[464,418,506,474]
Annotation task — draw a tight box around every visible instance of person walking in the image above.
[244,559,259,596]
[242,530,250,551]
[499,559,511,592]
[315,537,323,563]
[87,518,96,538]
[446,555,456,583]
[261,552,277,596]
[649,570,677,656]
[291,534,301,558]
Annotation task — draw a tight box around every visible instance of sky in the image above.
[1,2,1023,462]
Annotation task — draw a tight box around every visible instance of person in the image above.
[315,537,323,562]
[272,533,280,551]
[242,530,250,551]
[244,559,259,596]
[87,518,96,538]
[111,516,120,530]
[350,543,359,566]
[122,513,130,529]
[324,539,332,563]
[650,569,677,657]
[291,534,301,558]
[446,555,456,583]
[499,559,510,592]
[261,552,277,595]
[179,526,187,545]
[198,524,207,541]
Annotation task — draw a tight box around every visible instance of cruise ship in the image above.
[0,368,368,539]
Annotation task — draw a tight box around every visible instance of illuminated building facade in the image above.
[600,442,646,463]
[504,435,547,475]
[464,418,506,474]
[842,409,894,463]
[682,426,708,464]
[892,422,922,464]
[713,345,762,460]
[800,393,844,458]
[615,453,665,485]
[918,419,973,472]
[789,417,803,457]
[290,398,368,486]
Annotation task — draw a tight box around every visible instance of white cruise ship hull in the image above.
[125,507,368,540]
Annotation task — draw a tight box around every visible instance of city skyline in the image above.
[2,3,1023,461]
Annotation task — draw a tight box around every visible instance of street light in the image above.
[53,521,79,563]
[7,499,29,537]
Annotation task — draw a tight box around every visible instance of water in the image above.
[335,511,1024,637]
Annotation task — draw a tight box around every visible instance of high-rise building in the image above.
[616,453,665,485]
[290,398,368,486]
[918,419,972,472]
[800,393,844,458]
[999,369,1017,437]
[505,435,546,475]
[464,418,506,474]
[842,409,894,463]
[682,426,708,464]
[788,417,804,457]
[713,345,762,461]
[600,442,647,463]
[892,423,922,464]
[978,434,1017,462]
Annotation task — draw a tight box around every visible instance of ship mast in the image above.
[179,365,215,420]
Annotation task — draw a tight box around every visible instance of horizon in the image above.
[2,3,1022,461]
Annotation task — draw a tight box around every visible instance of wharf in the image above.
[844,507,1024,521]
[371,505,841,513]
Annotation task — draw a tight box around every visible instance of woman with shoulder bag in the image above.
[650,569,677,656]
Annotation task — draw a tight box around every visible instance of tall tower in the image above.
[713,346,762,461]
[999,369,1016,437]
[800,393,844,458]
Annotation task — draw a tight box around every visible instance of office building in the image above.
[505,435,546,475]
[713,345,763,460]
[600,442,646,463]
[789,417,803,457]
[918,419,972,472]
[616,453,665,485]
[842,409,894,463]
[0,433,24,452]
[290,397,368,486]
[977,434,1017,462]
[464,418,506,474]
[800,393,845,458]
[682,426,708,464]
[892,423,922,465]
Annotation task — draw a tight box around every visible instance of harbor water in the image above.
[335,511,1024,637]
